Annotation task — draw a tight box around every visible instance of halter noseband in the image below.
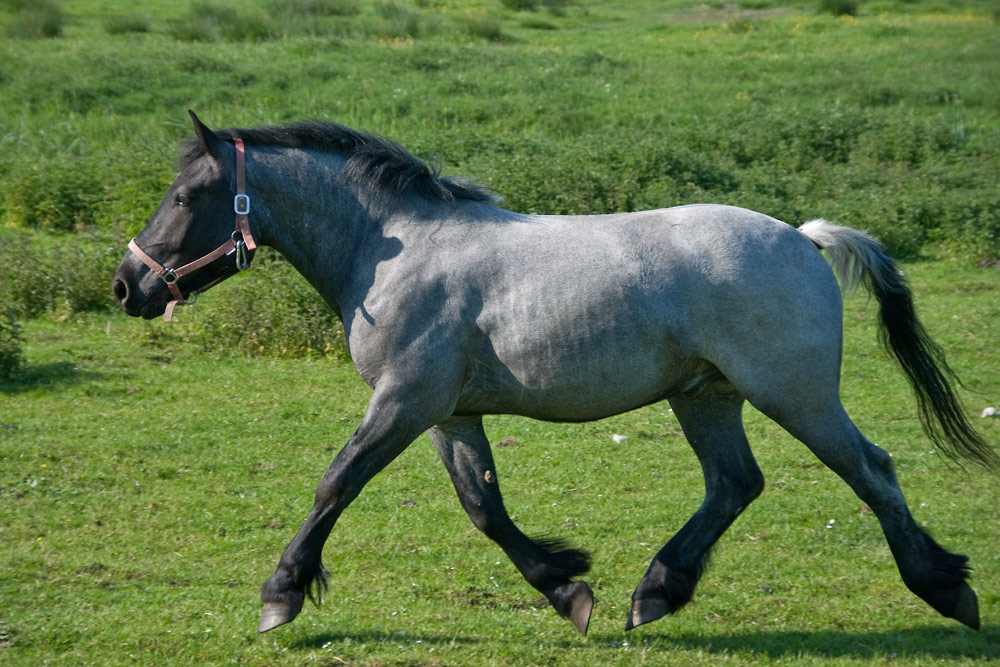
[128,138,257,322]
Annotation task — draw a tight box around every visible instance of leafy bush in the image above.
[501,0,576,11]
[3,158,101,232]
[167,14,217,41]
[501,0,539,10]
[931,189,1000,261]
[461,12,504,41]
[221,9,277,42]
[0,233,51,318]
[0,298,25,380]
[2,0,63,39]
[0,230,121,317]
[103,14,150,35]
[168,2,279,42]
[185,250,347,359]
[820,0,861,16]
[269,0,360,16]
[375,2,421,39]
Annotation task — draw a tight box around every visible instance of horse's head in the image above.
[113,111,256,321]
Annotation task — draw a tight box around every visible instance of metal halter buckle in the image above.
[234,193,251,215]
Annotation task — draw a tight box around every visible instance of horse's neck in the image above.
[265,184,444,327]
[251,156,369,314]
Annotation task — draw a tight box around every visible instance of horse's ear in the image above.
[189,110,226,160]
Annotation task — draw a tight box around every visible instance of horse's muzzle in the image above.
[112,264,162,320]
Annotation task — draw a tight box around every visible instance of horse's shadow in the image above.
[635,625,999,660]
[292,625,998,659]
[0,362,93,395]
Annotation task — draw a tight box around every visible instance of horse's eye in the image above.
[176,193,191,207]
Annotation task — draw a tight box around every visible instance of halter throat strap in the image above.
[129,138,257,322]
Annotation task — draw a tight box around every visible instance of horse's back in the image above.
[449,204,843,420]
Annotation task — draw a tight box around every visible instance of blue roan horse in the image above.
[113,112,995,636]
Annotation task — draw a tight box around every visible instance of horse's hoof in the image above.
[565,581,594,635]
[258,599,303,633]
[949,583,980,630]
[625,596,669,631]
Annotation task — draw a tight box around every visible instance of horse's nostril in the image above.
[113,278,128,304]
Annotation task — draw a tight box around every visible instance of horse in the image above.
[113,111,995,636]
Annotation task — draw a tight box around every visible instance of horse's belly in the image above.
[456,344,717,422]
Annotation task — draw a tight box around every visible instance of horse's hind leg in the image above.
[628,388,764,630]
[427,416,595,635]
[767,401,980,629]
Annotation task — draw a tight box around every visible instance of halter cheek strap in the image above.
[234,138,256,252]
[129,138,257,322]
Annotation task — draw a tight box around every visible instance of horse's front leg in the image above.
[428,416,594,635]
[258,386,430,632]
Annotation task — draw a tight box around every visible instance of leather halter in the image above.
[128,139,257,322]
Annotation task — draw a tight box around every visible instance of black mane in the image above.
[180,121,499,204]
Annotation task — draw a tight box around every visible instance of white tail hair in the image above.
[799,217,996,469]
[798,219,892,295]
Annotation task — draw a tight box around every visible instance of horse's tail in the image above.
[798,219,997,471]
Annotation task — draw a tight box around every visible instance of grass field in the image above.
[2,0,999,664]
[2,261,999,665]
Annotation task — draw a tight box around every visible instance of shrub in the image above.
[4,158,100,232]
[0,230,121,317]
[375,2,420,39]
[269,0,360,16]
[461,12,504,41]
[103,14,150,35]
[3,0,63,39]
[217,8,277,42]
[185,249,347,359]
[0,233,50,317]
[932,191,1000,262]
[501,0,538,10]
[167,15,217,42]
[518,15,557,29]
[0,299,25,381]
[168,2,240,42]
[819,0,860,17]
[501,0,575,11]
[166,2,280,43]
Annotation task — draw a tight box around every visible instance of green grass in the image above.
[2,259,998,664]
